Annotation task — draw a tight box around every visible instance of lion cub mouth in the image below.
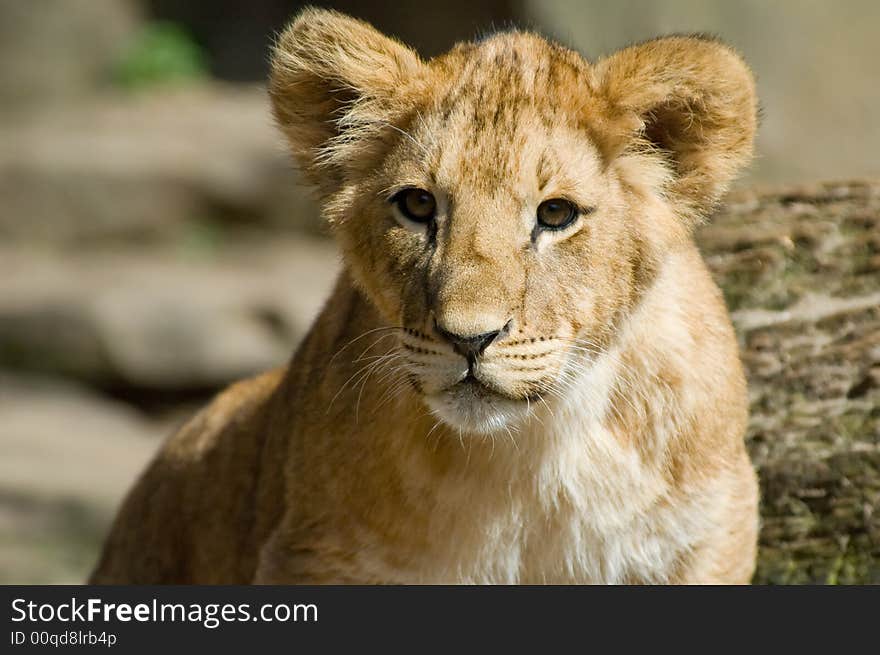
[456,373,495,396]
[424,372,531,435]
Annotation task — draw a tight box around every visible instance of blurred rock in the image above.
[0,375,164,508]
[0,237,337,392]
[0,375,166,583]
[0,84,323,242]
[697,180,880,584]
[0,0,141,111]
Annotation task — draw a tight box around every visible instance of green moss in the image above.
[114,22,208,90]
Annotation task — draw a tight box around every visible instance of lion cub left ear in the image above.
[269,8,426,193]
[592,36,758,220]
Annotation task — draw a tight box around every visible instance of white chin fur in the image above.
[424,385,530,435]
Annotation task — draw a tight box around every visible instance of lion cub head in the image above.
[269,9,756,434]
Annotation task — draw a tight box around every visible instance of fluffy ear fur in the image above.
[269,8,425,192]
[591,36,758,220]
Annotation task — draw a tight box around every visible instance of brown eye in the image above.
[393,188,436,223]
[537,198,578,230]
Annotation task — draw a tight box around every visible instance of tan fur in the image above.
[91,9,759,584]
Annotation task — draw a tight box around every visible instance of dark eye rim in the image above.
[536,198,593,231]
[390,187,437,224]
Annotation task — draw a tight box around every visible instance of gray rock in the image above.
[0,374,166,583]
[0,237,338,390]
[0,85,323,242]
[0,0,140,110]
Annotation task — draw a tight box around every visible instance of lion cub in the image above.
[91,9,759,584]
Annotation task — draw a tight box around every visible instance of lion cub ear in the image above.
[269,8,425,192]
[592,36,758,220]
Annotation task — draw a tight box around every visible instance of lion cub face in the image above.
[270,10,756,434]
[347,62,637,435]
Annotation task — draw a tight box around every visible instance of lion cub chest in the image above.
[394,429,704,584]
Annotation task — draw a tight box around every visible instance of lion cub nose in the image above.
[434,319,511,363]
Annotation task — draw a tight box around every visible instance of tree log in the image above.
[698,180,880,584]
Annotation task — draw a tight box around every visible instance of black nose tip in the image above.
[434,321,509,362]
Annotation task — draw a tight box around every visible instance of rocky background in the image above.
[0,1,877,583]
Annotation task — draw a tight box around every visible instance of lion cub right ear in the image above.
[269,8,426,193]
[591,36,758,222]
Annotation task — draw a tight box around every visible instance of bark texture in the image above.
[697,181,880,583]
